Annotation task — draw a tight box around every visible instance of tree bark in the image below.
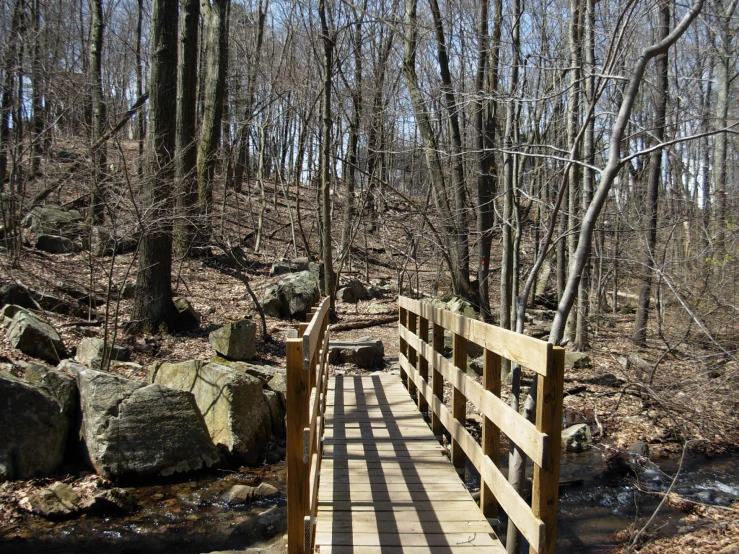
[88,0,106,224]
[196,0,230,246]
[129,0,182,334]
[174,0,201,257]
[632,0,670,346]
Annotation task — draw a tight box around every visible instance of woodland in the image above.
[1,0,739,552]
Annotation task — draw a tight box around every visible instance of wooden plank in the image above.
[399,307,408,387]
[399,327,547,467]
[302,297,329,370]
[319,511,490,523]
[320,482,465,493]
[452,332,467,473]
[530,345,565,554]
[286,338,309,554]
[399,296,550,376]
[319,546,505,554]
[318,490,475,503]
[315,518,494,534]
[321,475,463,485]
[418,316,430,413]
[431,322,444,437]
[314,532,498,547]
[399,355,545,550]
[407,310,418,397]
[481,348,501,520]
[317,500,480,512]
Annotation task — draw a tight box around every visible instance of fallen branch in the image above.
[330,313,398,332]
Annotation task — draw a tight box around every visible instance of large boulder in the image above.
[337,286,358,303]
[308,262,326,293]
[345,279,368,301]
[209,319,256,361]
[264,390,286,438]
[22,206,83,237]
[8,311,67,363]
[0,373,68,480]
[0,283,38,310]
[261,271,319,319]
[68,363,219,479]
[150,361,271,465]
[174,297,202,327]
[211,357,276,384]
[270,259,309,276]
[35,235,80,254]
[24,362,77,420]
[328,338,384,368]
[75,338,131,369]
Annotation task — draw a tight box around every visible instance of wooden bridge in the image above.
[287,296,566,554]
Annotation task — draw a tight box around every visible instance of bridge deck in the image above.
[316,373,504,553]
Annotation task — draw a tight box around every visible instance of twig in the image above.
[624,441,692,553]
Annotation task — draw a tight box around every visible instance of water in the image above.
[2,452,737,553]
[0,463,287,554]
[556,449,739,552]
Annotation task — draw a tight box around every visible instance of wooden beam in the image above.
[481,348,501,520]
[452,333,467,473]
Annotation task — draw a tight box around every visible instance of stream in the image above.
[2,451,737,553]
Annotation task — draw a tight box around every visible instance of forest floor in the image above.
[1,142,739,551]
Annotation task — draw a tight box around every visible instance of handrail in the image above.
[286,298,330,554]
[397,296,565,554]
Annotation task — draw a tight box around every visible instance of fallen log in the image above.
[330,313,398,332]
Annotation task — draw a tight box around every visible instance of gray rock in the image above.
[24,362,77,419]
[80,488,136,515]
[345,279,368,301]
[0,283,38,310]
[280,328,299,340]
[22,206,83,237]
[270,260,309,276]
[150,361,271,465]
[337,286,357,303]
[1,304,25,326]
[261,285,282,317]
[261,271,319,319]
[209,319,256,361]
[266,372,286,395]
[566,351,592,369]
[225,482,280,505]
[75,338,131,369]
[8,311,67,363]
[308,262,325,292]
[264,390,286,438]
[35,235,80,254]
[0,374,68,480]
[29,482,80,518]
[628,440,650,458]
[174,297,202,327]
[211,358,276,383]
[89,226,139,257]
[368,303,390,314]
[71,364,219,478]
[119,282,136,299]
[561,423,592,452]
[328,338,384,368]
[467,356,483,376]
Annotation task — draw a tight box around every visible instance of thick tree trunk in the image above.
[196,0,230,246]
[0,0,23,190]
[129,0,182,334]
[174,0,201,257]
[136,0,145,179]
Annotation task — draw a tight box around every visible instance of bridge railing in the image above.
[398,296,566,554]
[286,297,330,554]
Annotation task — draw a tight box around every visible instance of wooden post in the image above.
[431,322,444,437]
[407,310,417,397]
[418,316,429,413]
[399,307,408,389]
[481,348,501,520]
[530,345,565,554]
[452,333,467,474]
[287,337,309,554]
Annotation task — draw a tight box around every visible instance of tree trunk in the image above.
[0,0,24,190]
[319,0,337,307]
[88,0,106,225]
[174,0,200,257]
[632,0,670,346]
[129,0,182,334]
[136,0,145,179]
[196,0,230,246]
